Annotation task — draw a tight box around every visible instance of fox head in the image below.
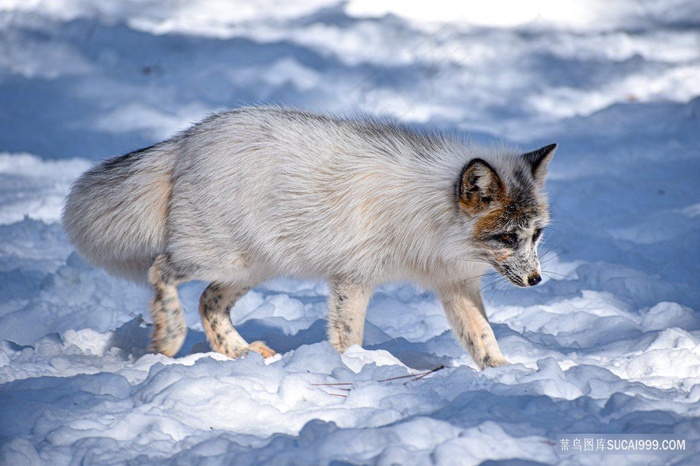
[457,144,556,287]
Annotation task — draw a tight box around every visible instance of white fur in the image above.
[62,106,554,367]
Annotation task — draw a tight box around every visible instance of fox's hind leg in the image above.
[147,254,187,357]
[327,280,373,352]
[199,283,275,359]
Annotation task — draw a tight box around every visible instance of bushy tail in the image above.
[62,142,178,282]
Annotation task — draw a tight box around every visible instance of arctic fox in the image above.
[63,107,555,369]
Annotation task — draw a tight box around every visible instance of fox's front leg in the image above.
[440,284,509,369]
[327,280,372,352]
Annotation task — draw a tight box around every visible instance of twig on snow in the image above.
[313,365,446,397]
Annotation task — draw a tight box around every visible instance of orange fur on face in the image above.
[473,206,506,239]
[493,249,512,262]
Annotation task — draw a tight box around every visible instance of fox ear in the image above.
[523,143,556,183]
[458,159,503,213]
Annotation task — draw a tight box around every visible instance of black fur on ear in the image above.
[457,159,503,213]
[523,143,557,182]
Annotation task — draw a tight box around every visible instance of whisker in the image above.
[540,249,568,265]
[547,219,571,227]
[478,274,498,280]
[539,241,563,255]
[542,272,563,288]
[489,280,506,302]
[540,243,569,260]
[542,270,576,280]
[462,272,500,287]
[480,277,504,295]
[540,232,557,246]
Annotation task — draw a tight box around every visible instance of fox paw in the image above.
[246,341,276,358]
[482,355,510,369]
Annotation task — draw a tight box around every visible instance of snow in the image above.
[1,0,699,464]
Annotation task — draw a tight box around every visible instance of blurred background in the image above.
[2,0,698,160]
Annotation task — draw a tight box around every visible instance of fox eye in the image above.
[533,228,543,242]
[495,233,516,246]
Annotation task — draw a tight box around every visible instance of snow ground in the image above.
[1,0,699,464]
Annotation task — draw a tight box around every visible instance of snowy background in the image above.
[1,0,699,464]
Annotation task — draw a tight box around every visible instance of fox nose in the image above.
[527,274,542,286]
